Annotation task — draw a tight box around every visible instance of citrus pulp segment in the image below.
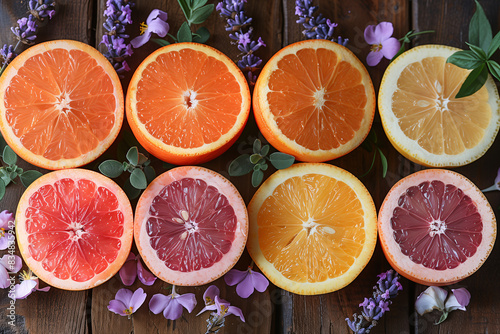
[253,40,375,162]
[134,166,248,286]
[0,40,124,170]
[127,43,251,165]
[378,44,500,167]
[378,169,496,285]
[247,163,377,295]
[16,169,133,290]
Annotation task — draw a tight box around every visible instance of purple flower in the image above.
[149,286,197,320]
[197,285,225,315]
[108,288,147,318]
[0,210,15,250]
[445,288,471,312]
[14,270,50,299]
[482,167,500,192]
[224,268,269,298]
[130,9,169,48]
[0,254,22,289]
[213,295,245,322]
[415,286,471,325]
[364,22,401,66]
[119,252,157,286]
[29,0,57,20]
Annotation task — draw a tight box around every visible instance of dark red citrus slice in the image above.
[135,166,248,286]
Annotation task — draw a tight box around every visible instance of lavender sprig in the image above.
[216,0,266,86]
[295,0,348,46]
[101,0,135,76]
[346,270,403,334]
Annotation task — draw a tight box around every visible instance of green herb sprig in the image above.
[228,139,295,187]
[0,146,43,200]
[391,30,435,62]
[99,147,156,199]
[447,0,500,98]
[359,130,388,178]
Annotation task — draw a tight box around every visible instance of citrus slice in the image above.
[16,169,133,290]
[134,166,248,286]
[127,43,251,165]
[379,44,500,167]
[247,163,377,295]
[378,169,496,285]
[0,40,124,170]
[253,40,375,162]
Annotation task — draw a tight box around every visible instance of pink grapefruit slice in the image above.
[134,166,248,286]
[378,169,496,285]
[16,169,134,290]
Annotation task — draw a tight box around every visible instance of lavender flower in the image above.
[29,0,57,21]
[217,0,265,86]
[108,287,147,318]
[346,269,403,334]
[198,285,245,334]
[295,0,348,46]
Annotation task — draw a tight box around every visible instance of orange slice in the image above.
[247,163,377,295]
[0,40,124,170]
[253,40,375,162]
[127,42,251,165]
[379,45,500,167]
[16,169,133,290]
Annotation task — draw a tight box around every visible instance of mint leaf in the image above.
[192,0,208,10]
[177,0,191,22]
[469,0,492,52]
[99,160,124,178]
[252,169,264,187]
[192,27,210,44]
[0,168,10,186]
[177,22,192,42]
[2,146,17,166]
[189,4,214,25]
[455,63,489,98]
[228,154,253,176]
[19,170,43,188]
[447,50,483,69]
[126,147,139,165]
[467,42,488,60]
[130,169,148,189]
[487,60,500,81]
[269,152,295,170]
[487,31,500,58]
[151,38,170,47]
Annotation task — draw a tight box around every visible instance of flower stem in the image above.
[171,284,176,295]
[481,184,498,192]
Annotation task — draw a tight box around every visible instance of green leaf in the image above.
[99,160,124,178]
[487,31,500,58]
[228,154,253,176]
[251,169,264,187]
[377,148,388,178]
[192,27,210,44]
[144,165,156,183]
[124,178,141,200]
[192,0,208,10]
[467,42,488,60]
[0,168,11,186]
[0,179,5,201]
[253,164,261,171]
[189,4,214,25]
[177,22,193,42]
[455,63,489,98]
[253,139,262,154]
[130,169,148,190]
[360,140,373,153]
[126,147,139,165]
[177,0,191,22]
[137,153,149,166]
[0,133,7,154]
[269,152,295,170]
[487,60,500,81]
[260,145,270,157]
[435,311,449,325]
[447,50,483,69]
[390,43,407,62]
[250,154,262,164]
[19,170,43,188]
[151,38,170,47]
[469,0,492,52]
[2,146,17,165]
[260,163,268,171]
[359,152,377,178]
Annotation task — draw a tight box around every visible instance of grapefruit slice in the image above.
[253,40,375,162]
[16,169,133,290]
[378,169,496,285]
[127,43,251,165]
[247,163,377,295]
[0,40,124,170]
[378,45,500,167]
[134,166,248,286]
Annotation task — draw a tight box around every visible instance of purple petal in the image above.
[36,285,50,292]
[224,269,248,286]
[0,266,10,289]
[129,288,147,312]
[108,299,128,316]
[148,20,169,38]
[203,285,220,304]
[227,305,245,322]
[196,304,216,316]
[147,9,168,24]
[236,274,255,298]
[163,298,184,320]
[130,32,153,48]
[0,255,22,273]
[119,256,137,286]
[176,293,197,313]
[149,293,170,314]
[366,51,384,66]
[14,280,37,299]
[137,258,157,286]
[364,25,379,45]
[0,237,10,250]
[115,288,134,306]
[452,288,471,308]
[374,22,394,42]
[0,210,13,229]
[250,271,269,293]
[381,37,401,59]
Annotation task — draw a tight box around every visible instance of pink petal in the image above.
[366,51,384,66]
[175,293,197,313]
[0,265,10,289]
[115,288,134,306]
[129,288,147,312]
[381,37,401,59]
[224,269,248,286]
[119,258,137,286]
[148,19,169,38]
[36,286,51,292]
[0,254,22,273]
[149,293,170,314]
[236,274,255,298]
[14,280,37,299]
[364,25,379,45]
[137,258,157,286]
[0,210,14,229]
[130,32,153,49]
[163,298,184,320]
[0,237,9,250]
[147,9,168,24]
[108,299,128,316]
[250,271,269,293]
[227,305,245,322]
[452,288,471,308]
[203,285,220,303]
[374,22,394,42]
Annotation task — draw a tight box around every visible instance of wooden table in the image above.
[1,0,499,333]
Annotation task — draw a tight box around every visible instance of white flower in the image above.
[415,286,448,315]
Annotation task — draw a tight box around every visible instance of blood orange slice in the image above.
[16,169,133,290]
[134,166,248,286]
[378,169,496,285]
[0,40,124,170]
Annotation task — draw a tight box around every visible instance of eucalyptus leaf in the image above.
[269,152,295,170]
[377,148,388,178]
[126,147,139,165]
[252,169,264,187]
[487,60,500,81]
[447,50,483,69]
[469,0,492,52]
[0,168,11,186]
[467,42,488,60]
[144,166,156,183]
[19,170,43,188]
[260,145,270,157]
[99,160,124,178]
[177,22,193,42]
[253,139,262,154]
[2,146,17,165]
[228,154,253,176]
[151,38,170,47]
[192,27,210,44]
[189,4,214,25]
[130,169,148,190]
[250,154,262,164]
[0,179,5,201]
[124,178,141,200]
[455,63,489,98]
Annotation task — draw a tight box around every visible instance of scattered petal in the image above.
[415,286,448,315]
[224,269,247,286]
[445,288,471,312]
